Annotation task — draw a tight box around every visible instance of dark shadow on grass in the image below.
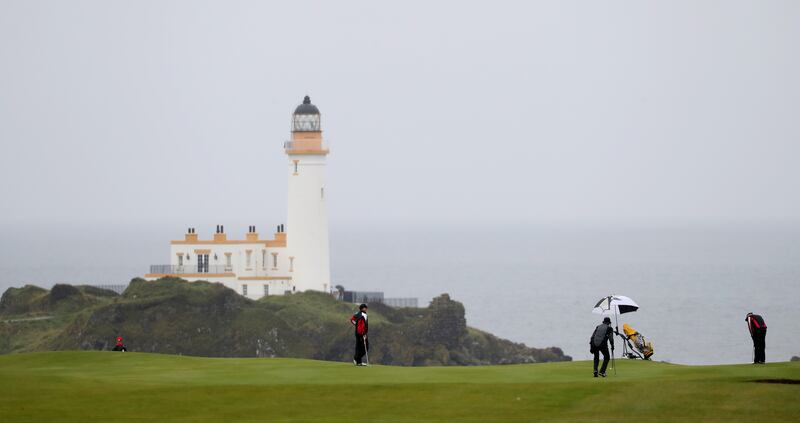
[751,379,800,385]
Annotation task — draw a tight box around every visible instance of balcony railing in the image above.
[149,264,232,275]
[283,139,330,152]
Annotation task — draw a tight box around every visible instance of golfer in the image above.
[590,317,614,377]
[745,312,767,364]
[350,304,369,366]
[112,336,127,352]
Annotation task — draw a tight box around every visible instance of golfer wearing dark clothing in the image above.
[350,304,369,366]
[590,317,615,377]
[746,313,767,364]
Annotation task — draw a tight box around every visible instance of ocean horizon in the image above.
[1,220,798,365]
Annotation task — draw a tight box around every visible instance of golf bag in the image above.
[620,323,653,360]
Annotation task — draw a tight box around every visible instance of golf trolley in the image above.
[615,323,654,360]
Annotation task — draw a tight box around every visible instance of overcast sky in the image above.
[1,1,798,227]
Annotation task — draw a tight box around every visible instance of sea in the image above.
[1,221,798,365]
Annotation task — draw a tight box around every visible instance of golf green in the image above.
[1,352,797,422]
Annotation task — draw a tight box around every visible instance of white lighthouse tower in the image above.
[285,96,331,293]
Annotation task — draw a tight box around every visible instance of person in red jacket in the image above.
[112,336,127,352]
[350,304,369,366]
[745,312,767,364]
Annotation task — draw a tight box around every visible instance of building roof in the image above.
[294,95,320,115]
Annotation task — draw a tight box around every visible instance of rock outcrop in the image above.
[1,278,571,365]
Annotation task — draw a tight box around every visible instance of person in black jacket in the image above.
[745,312,767,364]
[350,304,369,366]
[590,317,615,377]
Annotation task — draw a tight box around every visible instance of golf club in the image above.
[363,335,370,366]
[612,347,616,375]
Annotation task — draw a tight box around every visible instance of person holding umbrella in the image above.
[592,295,639,363]
[590,316,615,377]
[350,303,369,366]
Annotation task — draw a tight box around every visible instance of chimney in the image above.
[185,227,198,242]
[213,225,227,242]
[246,225,259,241]
[275,225,287,244]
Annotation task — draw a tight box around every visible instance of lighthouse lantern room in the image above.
[291,96,321,132]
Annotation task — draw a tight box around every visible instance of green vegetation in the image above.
[1,278,568,364]
[0,284,118,353]
[0,352,797,422]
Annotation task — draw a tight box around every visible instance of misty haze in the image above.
[1,3,799,421]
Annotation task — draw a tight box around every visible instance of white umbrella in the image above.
[592,295,639,316]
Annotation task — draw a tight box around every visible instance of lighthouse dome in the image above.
[294,96,320,115]
[292,96,321,132]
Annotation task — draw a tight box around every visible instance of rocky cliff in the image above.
[0,278,570,365]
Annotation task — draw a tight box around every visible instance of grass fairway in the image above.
[1,352,798,422]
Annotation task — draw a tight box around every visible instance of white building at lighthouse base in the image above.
[145,226,294,299]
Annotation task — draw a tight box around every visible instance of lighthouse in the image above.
[145,96,332,298]
[284,96,331,293]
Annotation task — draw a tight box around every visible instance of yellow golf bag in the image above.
[622,323,654,360]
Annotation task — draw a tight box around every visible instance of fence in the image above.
[148,264,231,275]
[340,290,419,308]
[383,298,419,308]
[342,291,384,304]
